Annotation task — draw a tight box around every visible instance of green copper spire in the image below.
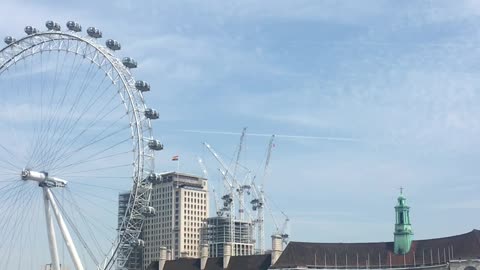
[394,188,413,254]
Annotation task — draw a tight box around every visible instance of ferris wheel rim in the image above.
[0,27,155,270]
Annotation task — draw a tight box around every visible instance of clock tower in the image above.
[394,188,413,254]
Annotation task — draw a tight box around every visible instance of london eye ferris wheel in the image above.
[0,20,161,270]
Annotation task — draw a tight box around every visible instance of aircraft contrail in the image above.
[177,129,362,142]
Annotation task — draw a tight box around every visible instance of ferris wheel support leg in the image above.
[45,188,85,270]
[43,188,61,270]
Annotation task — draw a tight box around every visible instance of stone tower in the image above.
[393,189,413,254]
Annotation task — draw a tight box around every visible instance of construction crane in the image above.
[232,127,246,179]
[250,182,264,254]
[279,214,290,245]
[197,156,222,216]
[264,195,290,245]
[232,127,250,221]
[250,134,275,254]
[203,142,238,249]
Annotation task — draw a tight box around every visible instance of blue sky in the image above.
[3,0,480,245]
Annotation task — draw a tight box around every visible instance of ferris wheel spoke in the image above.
[41,57,98,160]
[52,150,131,173]
[62,192,111,260]
[70,189,117,204]
[51,132,131,171]
[50,190,101,266]
[67,176,132,180]
[0,173,17,179]
[43,73,112,163]
[0,185,37,269]
[44,95,123,169]
[62,188,118,221]
[0,181,24,197]
[62,188,118,256]
[30,50,84,168]
[0,128,25,169]
[29,192,43,269]
[67,180,128,191]
[13,187,40,270]
[29,51,49,167]
[46,104,128,171]
[48,124,130,170]
[0,65,25,167]
[0,158,21,172]
[60,163,132,176]
[23,55,36,166]
[44,99,126,170]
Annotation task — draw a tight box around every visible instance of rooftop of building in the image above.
[152,171,207,189]
[205,216,254,224]
[271,229,480,269]
[161,171,208,181]
[147,254,271,270]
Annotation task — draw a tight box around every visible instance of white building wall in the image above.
[143,172,208,269]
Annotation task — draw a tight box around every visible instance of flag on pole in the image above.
[172,155,179,161]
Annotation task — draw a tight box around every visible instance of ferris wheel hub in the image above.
[21,169,68,188]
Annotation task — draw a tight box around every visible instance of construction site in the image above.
[198,128,289,258]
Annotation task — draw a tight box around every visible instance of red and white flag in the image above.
[171,155,179,161]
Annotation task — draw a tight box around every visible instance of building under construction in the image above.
[201,216,255,257]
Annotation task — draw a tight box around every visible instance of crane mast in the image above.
[251,134,275,254]
[233,127,248,221]
[197,157,222,216]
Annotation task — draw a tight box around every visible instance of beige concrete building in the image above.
[143,172,208,269]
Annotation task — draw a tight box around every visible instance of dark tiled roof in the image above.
[228,254,272,270]
[272,230,480,269]
[203,257,223,270]
[147,254,271,270]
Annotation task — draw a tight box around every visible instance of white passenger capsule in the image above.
[106,39,121,50]
[24,26,39,35]
[122,57,138,68]
[46,20,61,31]
[131,239,145,247]
[144,172,162,183]
[4,36,16,45]
[66,21,82,32]
[87,27,102,38]
[141,206,156,217]
[136,185,152,194]
[148,139,163,151]
[144,108,159,119]
[144,172,156,183]
[135,80,150,92]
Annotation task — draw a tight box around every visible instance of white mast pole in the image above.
[43,188,61,270]
[45,188,85,270]
[258,190,265,254]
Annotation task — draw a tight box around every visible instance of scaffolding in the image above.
[201,216,255,257]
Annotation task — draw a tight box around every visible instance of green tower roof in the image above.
[394,188,413,255]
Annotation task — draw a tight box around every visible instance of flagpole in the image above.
[177,158,180,172]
